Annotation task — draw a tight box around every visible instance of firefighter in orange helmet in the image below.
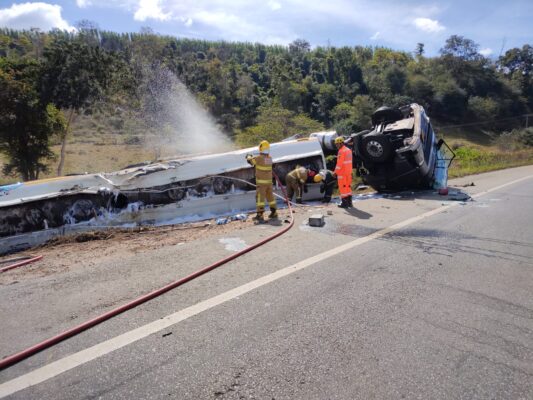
[332,136,353,208]
[246,140,277,221]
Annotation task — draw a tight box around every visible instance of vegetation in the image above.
[0,58,66,180]
[0,28,532,183]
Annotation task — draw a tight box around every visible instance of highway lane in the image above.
[1,166,532,399]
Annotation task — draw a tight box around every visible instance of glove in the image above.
[245,154,253,165]
[303,184,308,193]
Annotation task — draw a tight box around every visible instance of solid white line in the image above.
[0,173,531,398]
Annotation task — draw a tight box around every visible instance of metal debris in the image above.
[309,214,325,227]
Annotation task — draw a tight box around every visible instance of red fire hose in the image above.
[0,174,292,370]
[0,255,43,273]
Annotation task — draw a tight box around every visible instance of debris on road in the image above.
[309,214,325,227]
[231,213,248,221]
[447,191,471,202]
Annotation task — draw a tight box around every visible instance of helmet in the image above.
[334,137,344,145]
[313,174,323,183]
[259,140,270,153]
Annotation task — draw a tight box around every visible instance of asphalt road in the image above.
[1,166,533,399]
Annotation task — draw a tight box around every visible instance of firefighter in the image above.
[318,169,336,203]
[285,166,321,204]
[246,140,277,221]
[333,136,353,208]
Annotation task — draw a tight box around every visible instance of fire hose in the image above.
[0,255,43,273]
[0,174,293,370]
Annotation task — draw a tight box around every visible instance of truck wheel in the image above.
[212,177,232,194]
[371,106,403,126]
[362,135,392,162]
[167,188,186,201]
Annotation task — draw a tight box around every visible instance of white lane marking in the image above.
[1,174,531,398]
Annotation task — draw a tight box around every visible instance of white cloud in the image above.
[0,2,75,31]
[32,0,453,53]
[134,0,171,21]
[413,17,445,33]
[76,0,92,7]
[267,1,281,11]
[479,48,493,56]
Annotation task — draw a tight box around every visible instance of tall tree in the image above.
[0,59,65,180]
[440,35,483,61]
[499,45,533,107]
[39,37,114,175]
[414,43,425,58]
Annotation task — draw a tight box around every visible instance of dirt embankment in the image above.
[0,215,267,284]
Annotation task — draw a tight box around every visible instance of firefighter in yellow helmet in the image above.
[246,140,277,221]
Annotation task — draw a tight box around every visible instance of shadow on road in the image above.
[344,207,373,219]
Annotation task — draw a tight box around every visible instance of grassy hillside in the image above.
[438,127,533,178]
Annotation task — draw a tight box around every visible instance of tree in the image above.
[333,95,375,135]
[414,43,425,58]
[406,75,434,110]
[440,35,483,61]
[289,39,311,55]
[39,37,115,175]
[235,105,323,147]
[467,96,499,121]
[499,45,533,107]
[0,59,65,180]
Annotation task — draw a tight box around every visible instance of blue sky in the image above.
[0,0,531,56]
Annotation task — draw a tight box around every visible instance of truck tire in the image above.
[362,134,392,163]
[371,106,403,126]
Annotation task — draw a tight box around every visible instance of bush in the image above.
[124,135,142,145]
[108,116,124,131]
[518,127,533,146]
[494,127,533,151]
[467,96,499,120]
[455,146,486,162]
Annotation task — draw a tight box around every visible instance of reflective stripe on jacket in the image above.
[251,154,273,185]
[287,166,308,184]
[335,145,352,179]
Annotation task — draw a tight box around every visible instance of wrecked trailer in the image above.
[347,104,454,192]
[0,139,326,247]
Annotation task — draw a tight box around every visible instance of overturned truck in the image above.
[0,139,326,243]
[0,103,452,251]
[348,103,454,191]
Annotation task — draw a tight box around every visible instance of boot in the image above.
[253,212,264,222]
[337,197,349,208]
[347,195,354,208]
[269,208,278,219]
